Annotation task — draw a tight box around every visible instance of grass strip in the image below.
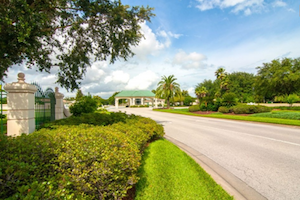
[251,111,300,120]
[153,109,300,126]
[135,139,233,200]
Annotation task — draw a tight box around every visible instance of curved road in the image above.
[113,107,300,200]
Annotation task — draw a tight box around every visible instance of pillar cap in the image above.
[4,73,37,93]
[55,87,64,99]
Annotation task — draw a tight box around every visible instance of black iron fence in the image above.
[32,83,56,129]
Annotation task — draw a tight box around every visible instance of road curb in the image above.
[164,135,267,200]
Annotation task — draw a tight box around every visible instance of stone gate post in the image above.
[4,73,37,136]
[55,87,64,120]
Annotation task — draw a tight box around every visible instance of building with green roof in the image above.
[115,90,164,108]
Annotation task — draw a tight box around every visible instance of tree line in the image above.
[65,57,300,109]
[195,57,300,107]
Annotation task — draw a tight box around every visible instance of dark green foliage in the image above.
[218,106,230,113]
[207,102,219,111]
[75,89,84,101]
[188,105,200,112]
[0,97,7,104]
[47,112,132,126]
[0,114,6,119]
[222,92,237,107]
[0,0,154,90]
[231,105,272,114]
[200,103,207,111]
[0,113,164,199]
[183,96,194,106]
[255,58,300,99]
[69,95,98,116]
[227,72,255,102]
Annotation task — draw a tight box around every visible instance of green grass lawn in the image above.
[250,110,300,120]
[153,109,300,126]
[135,139,233,200]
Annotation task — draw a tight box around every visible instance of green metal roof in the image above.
[115,90,155,97]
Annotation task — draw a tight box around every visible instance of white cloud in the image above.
[187,87,195,97]
[272,0,287,7]
[104,70,130,84]
[196,0,266,15]
[125,70,159,90]
[131,22,168,60]
[82,62,106,84]
[172,50,207,69]
[244,8,252,15]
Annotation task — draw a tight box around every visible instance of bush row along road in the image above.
[111,107,300,200]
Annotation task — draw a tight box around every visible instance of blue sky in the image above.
[4,0,300,98]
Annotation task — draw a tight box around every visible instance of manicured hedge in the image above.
[188,105,200,112]
[0,113,164,199]
[232,105,271,114]
[218,106,230,113]
[46,111,134,126]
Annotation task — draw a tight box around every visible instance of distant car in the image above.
[126,105,129,107]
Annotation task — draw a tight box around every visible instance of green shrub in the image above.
[222,92,237,107]
[232,105,272,114]
[218,106,230,113]
[0,114,6,119]
[69,95,98,116]
[200,103,207,111]
[46,112,132,127]
[188,105,200,112]
[286,94,299,106]
[0,114,164,199]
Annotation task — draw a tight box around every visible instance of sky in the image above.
[4,0,300,98]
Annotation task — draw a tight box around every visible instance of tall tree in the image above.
[0,0,154,90]
[196,79,218,99]
[75,89,84,101]
[227,72,255,102]
[156,75,181,109]
[255,58,300,100]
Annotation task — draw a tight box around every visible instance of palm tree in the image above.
[156,75,181,109]
[195,86,208,105]
[215,67,226,80]
[215,67,229,93]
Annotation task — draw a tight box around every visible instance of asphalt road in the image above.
[112,107,300,200]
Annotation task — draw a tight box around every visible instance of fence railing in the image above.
[32,83,56,130]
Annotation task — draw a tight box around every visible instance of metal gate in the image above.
[32,83,56,129]
[0,83,7,134]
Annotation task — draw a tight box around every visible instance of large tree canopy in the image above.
[255,58,300,98]
[227,72,255,101]
[0,0,154,90]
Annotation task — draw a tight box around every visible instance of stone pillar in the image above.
[132,98,135,105]
[115,98,119,109]
[55,87,64,120]
[155,98,158,108]
[4,73,37,136]
[141,97,144,106]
